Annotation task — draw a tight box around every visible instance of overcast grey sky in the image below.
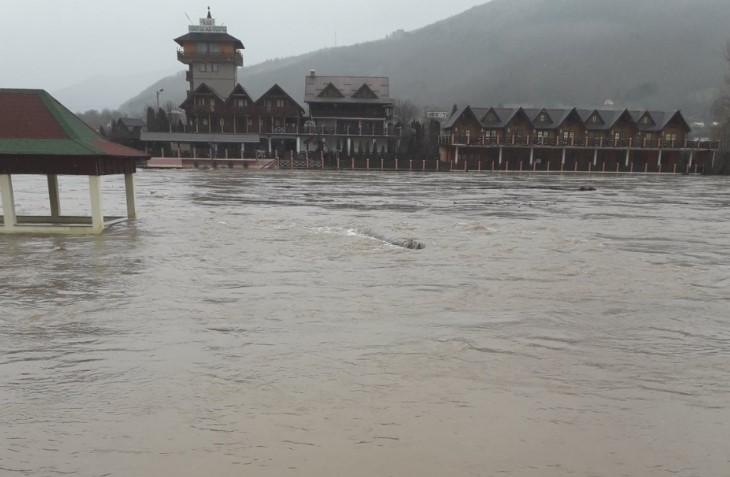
[1,0,486,91]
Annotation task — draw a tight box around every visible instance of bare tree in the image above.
[394,100,421,126]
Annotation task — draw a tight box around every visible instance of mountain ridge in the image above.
[120,0,730,119]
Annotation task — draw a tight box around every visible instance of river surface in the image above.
[1,171,730,477]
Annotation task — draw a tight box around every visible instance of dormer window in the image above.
[275,99,285,108]
[539,113,546,122]
[237,98,247,108]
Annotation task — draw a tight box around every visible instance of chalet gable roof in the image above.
[225,84,254,104]
[180,83,225,109]
[305,75,391,104]
[255,84,306,113]
[318,82,345,98]
[352,83,379,99]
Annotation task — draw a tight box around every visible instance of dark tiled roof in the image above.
[445,105,690,133]
[305,75,392,104]
[174,32,244,49]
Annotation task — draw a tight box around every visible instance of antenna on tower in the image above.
[184,12,193,23]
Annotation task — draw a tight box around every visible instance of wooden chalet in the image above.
[441,106,719,173]
[303,72,396,156]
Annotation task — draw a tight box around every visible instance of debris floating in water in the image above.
[348,229,426,250]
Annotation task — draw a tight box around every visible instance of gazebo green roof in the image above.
[0,89,148,175]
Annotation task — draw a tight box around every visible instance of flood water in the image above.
[1,171,730,477]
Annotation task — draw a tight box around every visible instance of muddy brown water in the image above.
[1,171,730,476]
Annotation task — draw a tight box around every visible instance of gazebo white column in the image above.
[0,174,17,229]
[89,176,104,234]
[125,173,136,220]
[47,175,61,217]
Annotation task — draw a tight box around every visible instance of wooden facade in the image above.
[178,83,305,136]
[440,106,720,173]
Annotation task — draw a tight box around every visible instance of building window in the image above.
[237,98,247,108]
[199,63,208,72]
[211,64,219,73]
[665,133,678,143]
[539,113,546,122]
[275,99,285,108]
[209,43,220,54]
[265,100,272,112]
[209,98,215,107]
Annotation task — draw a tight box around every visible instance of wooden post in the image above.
[498,147,503,165]
[529,148,534,166]
[124,173,136,220]
[381,158,384,170]
[337,155,341,170]
[410,160,414,171]
[561,148,566,172]
[351,157,355,169]
[367,158,370,170]
[593,149,598,168]
[0,174,17,229]
[657,150,663,172]
[422,160,426,171]
[88,176,104,234]
[47,175,61,217]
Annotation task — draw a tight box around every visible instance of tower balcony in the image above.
[177,50,243,67]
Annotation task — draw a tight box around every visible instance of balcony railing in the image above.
[300,125,396,137]
[440,135,720,150]
[177,50,244,66]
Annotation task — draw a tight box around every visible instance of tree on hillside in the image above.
[712,40,730,173]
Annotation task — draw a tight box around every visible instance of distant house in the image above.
[109,117,146,150]
[441,106,719,173]
[304,71,396,155]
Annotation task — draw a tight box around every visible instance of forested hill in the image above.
[121,0,730,119]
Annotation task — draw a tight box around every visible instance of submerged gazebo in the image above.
[0,89,149,234]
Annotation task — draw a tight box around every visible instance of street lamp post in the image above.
[156,88,165,109]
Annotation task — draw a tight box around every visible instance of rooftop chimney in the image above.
[309,69,316,78]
